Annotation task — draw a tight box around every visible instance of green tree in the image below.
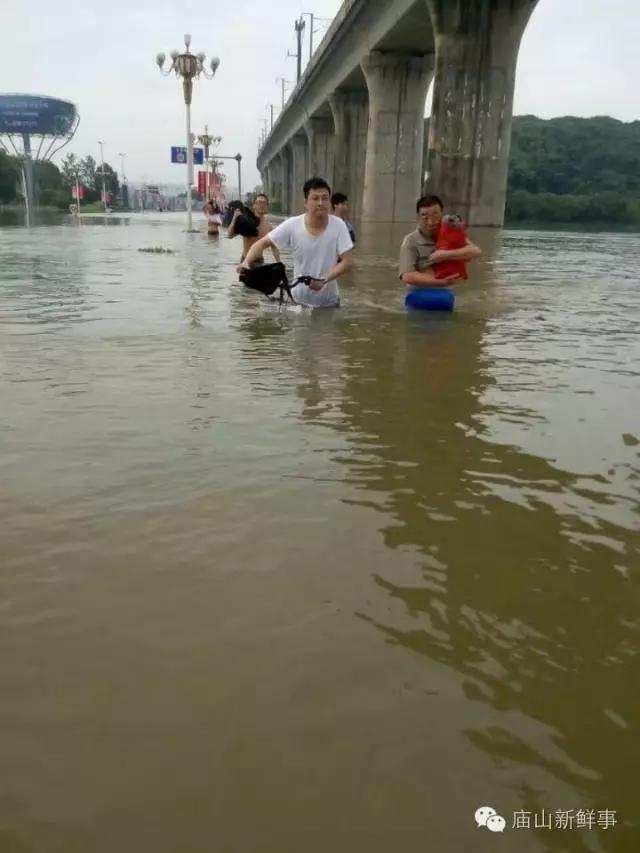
[60,153,82,187]
[80,155,97,190]
[0,150,19,203]
[96,162,119,198]
[506,115,640,227]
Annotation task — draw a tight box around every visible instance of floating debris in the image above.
[138,246,175,254]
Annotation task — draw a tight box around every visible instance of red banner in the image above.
[197,171,208,196]
[71,185,86,199]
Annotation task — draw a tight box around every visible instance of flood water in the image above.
[1,211,639,852]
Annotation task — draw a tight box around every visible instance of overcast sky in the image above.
[2,0,638,192]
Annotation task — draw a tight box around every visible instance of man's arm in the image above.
[429,239,482,264]
[242,235,277,267]
[227,209,241,239]
[323,249,353,284]
[306,249,353,291]
[402,270,460,288]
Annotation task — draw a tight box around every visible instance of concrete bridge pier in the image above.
[360,52,434,223]
[268,153,282,209]
[425,0,539,226]
[262,164,272,199]
[279,146,290,212]
[304,116,335,184]
[290,135,308,213]
[329,90,368,221]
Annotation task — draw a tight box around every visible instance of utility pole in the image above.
[287,17,306,83]
[269,104,275,131]
[301,13,331,64]
[275,77,290,109]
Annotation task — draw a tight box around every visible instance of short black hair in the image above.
[304,176,331,198]
[331,192,348,207]
[416,194,443,212]
[254,193,268,203]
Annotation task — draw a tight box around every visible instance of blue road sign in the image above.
[171,146,203,164]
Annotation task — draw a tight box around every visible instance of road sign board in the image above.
[171,146,204,164]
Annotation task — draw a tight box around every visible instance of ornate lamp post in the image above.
[197,125,222,201]
[156,35,220,230]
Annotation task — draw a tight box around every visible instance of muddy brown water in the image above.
[1,212,639,852]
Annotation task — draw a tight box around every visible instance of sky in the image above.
[1,0,638,192]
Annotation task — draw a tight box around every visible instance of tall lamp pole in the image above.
[197,125,222,200]
[215,154,243,202]
[97,140,107,212]
[235,154,242,201]
[117,151,127,207]
[156,35,220,230]
[118,151,126,184]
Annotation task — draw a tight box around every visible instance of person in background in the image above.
[228,193,280,269]
[241,177,354,308]
[398,194,481,288]
[331,192,356,244]
[203,200,222,236]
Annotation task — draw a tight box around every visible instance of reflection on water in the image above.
[1,212,639,852]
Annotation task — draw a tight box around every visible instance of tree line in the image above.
[0,151,120,209]
[505,115,640,226]
[2,115,639,225]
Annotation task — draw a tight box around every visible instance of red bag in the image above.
[434,215,468,281]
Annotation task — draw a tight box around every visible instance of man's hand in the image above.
[429,249,450,264]
[308,278,326,292]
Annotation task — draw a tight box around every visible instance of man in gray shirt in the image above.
[399,194,481,287]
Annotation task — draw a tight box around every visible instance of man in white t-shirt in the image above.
[240,177,354,307]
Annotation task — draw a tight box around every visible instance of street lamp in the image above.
[215,154,243,202]
[197,125,222,200]
[97,140,107,212]
[118,151,127,207]
[156,34,220,230]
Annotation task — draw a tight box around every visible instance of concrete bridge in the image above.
[257,0,539,226]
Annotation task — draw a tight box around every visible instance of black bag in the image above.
[222,200,244,228]
[233,209,260,238]
[239,262,295,304]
